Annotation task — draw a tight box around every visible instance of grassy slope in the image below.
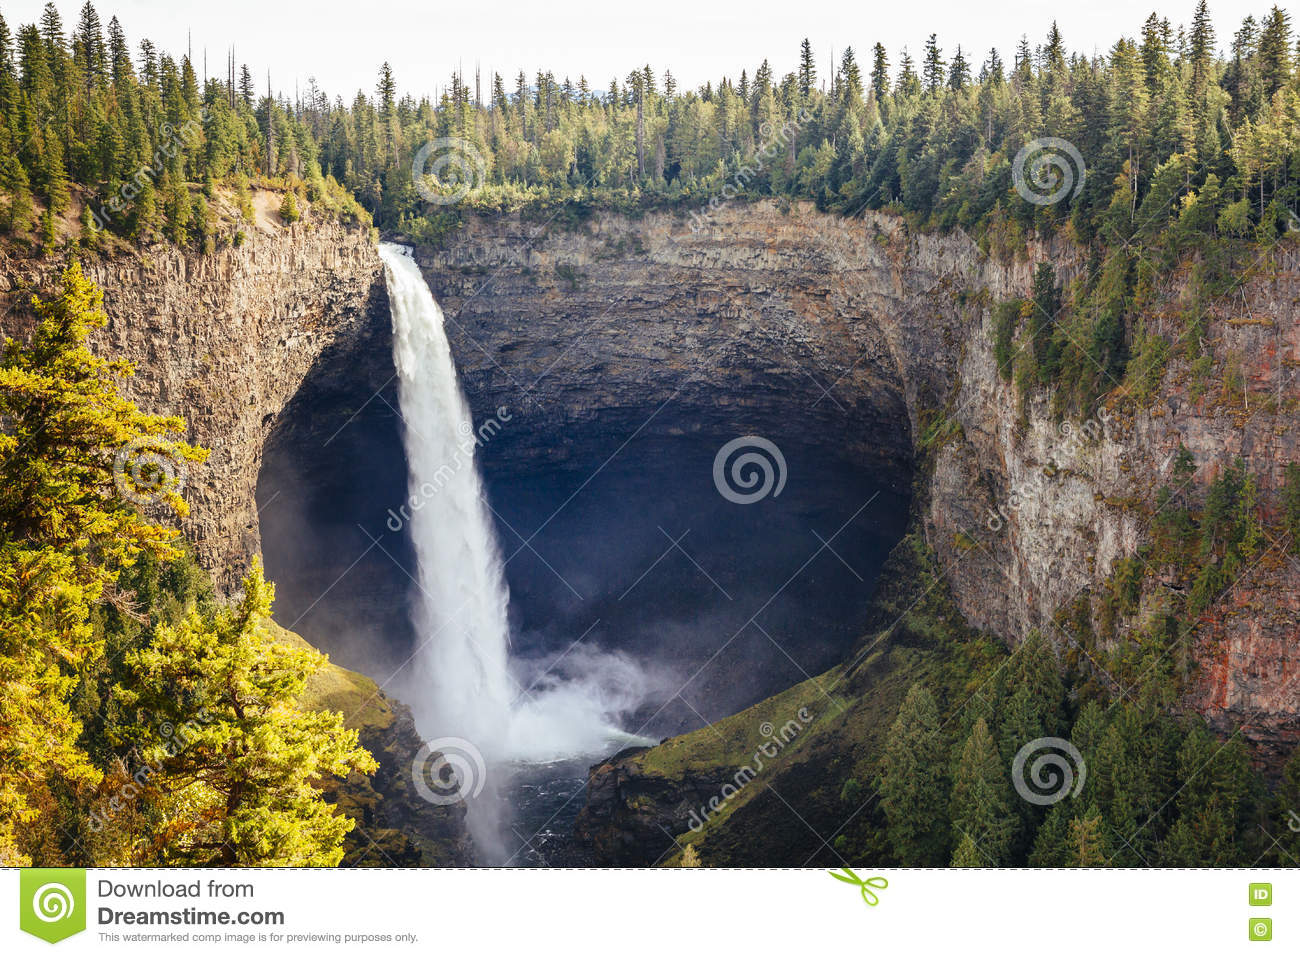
[264,619,395,734]
[613,528,993,865]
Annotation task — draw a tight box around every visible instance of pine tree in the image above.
[377,61,396,119]
[869,43,889,102]
[279,190,299,224]
[981,48,1004,85]
[129,179,159,242]
[837,47,863,105]
[1067,806,1110,865]
[1189,0,1215,102]
[0,14,11,83]
[37,132,71,214]
[950,832,985,867]
[38,206,56,250]
[1,156,35,233]
[798,39,816,98]
[163,176,191,244]
[137,38,156,86]
[1027,803,1073,865]
[106,15,129,87]
[923,34,944,94]
[1015,35,1034,84]
[78,202,97,248]
[1045,21,1067,74]
[897,48,921,98]
[1141,13,1170,88]
[73,1,104,87]
[876,683,949,864]
[1159,723,1254,866]
[948,46,970,91]
[1258,6,1293,96]
[38,3,65,65]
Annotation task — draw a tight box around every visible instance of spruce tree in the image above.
[923,34,944,94]
[1258,6,1293,95]
[869,43,889,103]
[949,717,1017,864]
[876,683,949,864]
[798,39,816,98]
[1067,806,1110,865]
[948,46,970,91]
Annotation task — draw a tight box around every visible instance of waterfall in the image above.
[380,242,655,862]
[381,242,513,857]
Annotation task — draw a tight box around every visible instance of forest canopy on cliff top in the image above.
[1,1,1298,251]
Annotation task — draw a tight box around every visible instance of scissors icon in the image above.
[828,867,889,906]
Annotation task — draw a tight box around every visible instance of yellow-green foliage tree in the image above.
[0,264,373,869]
[0,263,204,865]
[117,561,377,866]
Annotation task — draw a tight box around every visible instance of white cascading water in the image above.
[380,243,652,862]
[381,243,514,857]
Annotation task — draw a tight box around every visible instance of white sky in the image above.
[2,0,1278,101]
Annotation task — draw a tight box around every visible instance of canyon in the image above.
[4,198,1296,865]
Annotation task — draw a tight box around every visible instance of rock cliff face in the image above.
[1,218,474,866]
[0,217,387,592]
[414,200,1298,763]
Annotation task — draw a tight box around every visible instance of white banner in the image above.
[2,867,1291,954]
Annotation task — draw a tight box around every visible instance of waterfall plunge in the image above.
[380,243,651,861]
